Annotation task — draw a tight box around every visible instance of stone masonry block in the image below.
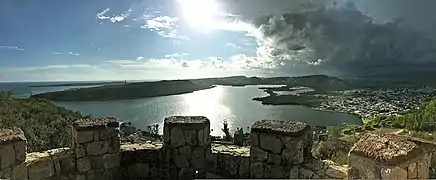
[74,144,86,158]
[381,167,408,179]
[259,133,282,154]
[250,133,259,146]
[99,128,119,140]
[164,116,210,146]
[0,167,12,179]
[12,162,27,180]
[127,163,150,178]
[0,127,26,170]
[0,144,15,170]
[350,134,424,166]
[109,136,120,154]
[86,140,109,156]
[103,153,119,169]
[76,157,91,173]
[75,131,94,144]
[408,162,418,179]
[26,152,55,180]
[47,148,75,175]
[14,141,26,164]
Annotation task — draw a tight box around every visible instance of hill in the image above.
[32,80,212,101]
[0,92,85,152]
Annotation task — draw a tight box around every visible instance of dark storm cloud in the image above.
[224,0,436,77]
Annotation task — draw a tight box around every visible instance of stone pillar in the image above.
[250,120,312,179]
[0,128,27,179]
[348,133,435,179]
[163,116,211,179]
[72,117,121,179]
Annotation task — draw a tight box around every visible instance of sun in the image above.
[177,0,222,31]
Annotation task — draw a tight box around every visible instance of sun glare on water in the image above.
[177,0,222,31]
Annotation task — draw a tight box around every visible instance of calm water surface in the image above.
[51,85,362,136]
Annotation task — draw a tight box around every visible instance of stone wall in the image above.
[0,117,122,180]
[2,116,435,179]
[0,128,27,179]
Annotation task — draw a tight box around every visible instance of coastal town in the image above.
[313,86,436,120]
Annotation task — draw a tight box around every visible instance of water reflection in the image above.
[183,86,233,135]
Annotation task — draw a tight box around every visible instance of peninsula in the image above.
[31,80,213,101]
[31,75,349,102]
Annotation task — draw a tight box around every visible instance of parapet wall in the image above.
[0,116,434,179]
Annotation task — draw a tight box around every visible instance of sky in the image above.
[1,0,436,81]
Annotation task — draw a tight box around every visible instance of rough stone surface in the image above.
[408,162,418,179]
[239,156,250,177]
[191,147,205,169]
[75,131,94,144]
[250,146,267,162]
[264,164,289,178]
[170,127,184,147]
[282,144,304,165]
[12,162,27,180]
[164,116,209,128]
[381,166,408,179]
[103,153,119,169]
[417,152,432,179]
[86,141,109,156]
[76,157,91,173]
[350,134,424,166]
[183,130,197,146]
[73,117,119,131]
[259,134,282,154]
[0,128,26,145]
[0,144,16,170]
[47,148,75,175]
[26,152,55,180]
[250,133,259,146]
[127,163,150,178]
[75,144,86,158]
[267,153,281,165]
[0,167,12,179]
[249,162,263,178]
[14,141,26,164]
[251,120,310,137]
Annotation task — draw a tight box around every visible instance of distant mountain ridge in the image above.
[191,75,348,91]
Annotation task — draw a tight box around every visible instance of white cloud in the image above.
[0,45,25,51]
[142,16,178,30]
[225,43,241,49]
[69,52,80,56]
[96,8,111,20]
[136,56,144,60]
[164,52,189,58]
[97,8,130,23]
[140,15,189,40]
[52,52,62,55]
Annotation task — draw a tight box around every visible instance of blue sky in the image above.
[0,0,262,81]
[2,0,435,81]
